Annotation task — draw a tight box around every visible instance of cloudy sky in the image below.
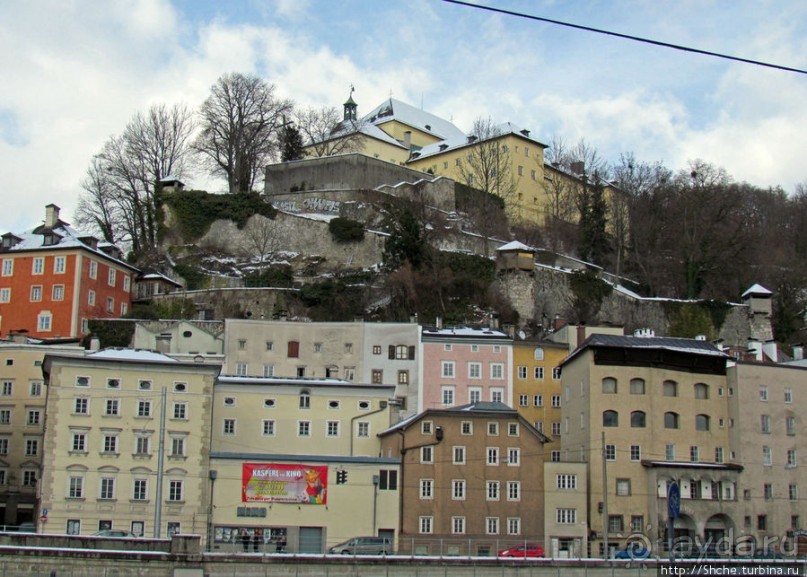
[1,0,805,234]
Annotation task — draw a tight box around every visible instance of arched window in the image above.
[663,380,678,397]
[603,410,619,427]
[631,411,646,428]
[534,347,544,361]
[694,383,709,400]
[602,377,617,394]
[696,414,710,431]
[299,389,311,409]
[664,412,679,429]
[630,378,646,395]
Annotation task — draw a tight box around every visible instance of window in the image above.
[37,311,52,331]
[534,367,544,379]
[344,342,353,353]
[69,431,86,452]
[100,478,115,500]
[170,437,185,457]
[487,447,499,465]
[603,410,618,427]
[696,414,710,431]
[663,380,678,397]
[88,260,97,279]
[630,445,641,461]
[758,515,767,531]
[517,366,527,380]
[123,276,130,292]
[397,370,409,385]
[52,284,64,301]
[630,410,646,428]
[326,421,340,437]
[287,340,299,358]
[551,450,560,462]
[760,385,769,401]
[261,420,276,436]
[172,402,187,420]
[632,515,645,533]
[441,386,454,405]
[491,389,504,403]
[664,412,679,429]
[421,446,433,463]
[107,268,116,286]
[223,419,236,435]
[508,448,520,465]
[419,516,433,534]
[690,446,700,462]
[486,517,499,535]
[419,479,433,499]
[790,484,799,501]
[788,449,797,467]
[451,516,465,534]
[313,342,322,353]
[608,515,624,533]
[135,436,150,456]
[468,362,481,379]
[764,483,774,500]
[550,394,561,407]
[763,446,772,466]
[356,421,369,437]
[0,438,8,454]
[557,474,577,489]
[787,416,796,436]
[785,388,793,403]
[103,434,118,454]
[442,361,455,378]
[761,414,771,434]
[371,369,383,384]
[552,367,561,380]
[68,476,84,498]
[0,288,10,303]
[74,397,89,415]
[468,387,481,403]
[630,378,645,394]
[507,481,521,501]
[422,421,433,434]
[453,446,465,464]
[27,409,41,425]
[299,392,311,409]
[137,400,151,417]
[0,409,10,425]
[32,257,44,275]
[491,363,504,379]
[605,444,616,461]
[518,394,528,407]
[488,422,499,436]
[235,362,248,376]
[1,259,12,276]
[30,285,42,302]
[616,478,631,496]
[551,421,561,436]
[557,508,577,524]
[138,380,152,391]
[23,438,37,456]
[379,470,397,490]
[533,394,543,407]
[88,289,96,306]
[715,447,724,463]
[168,480,183,502]
[486,480,500,500]
[452,479,466,500]
[298,421,310,437]
[602,377,617,394]
[106,297,114,312]
[133,479,147,501]
[694,383,709,399]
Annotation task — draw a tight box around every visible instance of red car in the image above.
[498,544,545,558]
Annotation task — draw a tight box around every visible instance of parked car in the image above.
[328,536,392,555]
[613,544,650,559]
[92,529,136,538]
[498,543,545,558]
[16,522,36,533]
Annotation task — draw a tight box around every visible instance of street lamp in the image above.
[206,470,218,552]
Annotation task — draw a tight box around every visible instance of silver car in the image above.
[329,536,392,555]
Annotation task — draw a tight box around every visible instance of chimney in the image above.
[762,340,778,363]
[45,204,61,228]
[435,316,442,329]
[576,325,586,347]
[553,315,566,331]
[89,337,101,351]
[747,339,762,362]
[403,131,412,150]
[793,344,804,361]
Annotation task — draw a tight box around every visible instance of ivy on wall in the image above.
[161,190,277,241]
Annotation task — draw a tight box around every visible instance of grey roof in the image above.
[742,283,772,298]
[562,333,728,367]
[446,401,515,413]
[363,98,466,141]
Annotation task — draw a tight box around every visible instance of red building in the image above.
[0,204,139,339]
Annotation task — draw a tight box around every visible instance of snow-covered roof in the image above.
[561,333,728,368]
[497,240,534,252]
[742,283,772,298]
[217,375,395,389]
[2,220,137,272]
[421,326,511,339]
[88,348,179,363]
[327,119,406,149]
[412,120,547,162]
[363,98,466,141]
[139,272,182,286]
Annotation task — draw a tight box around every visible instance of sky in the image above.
[1,0,805,234]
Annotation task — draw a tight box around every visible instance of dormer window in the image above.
[1,234,21,249]
[43,232,62,246]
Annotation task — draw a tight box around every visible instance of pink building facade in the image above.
[419,326,513,412]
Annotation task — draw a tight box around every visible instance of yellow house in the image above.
[39,349,221,538]
[208,375,400,553]
[511,338,569,459]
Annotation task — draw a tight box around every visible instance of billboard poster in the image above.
[242,463,328,504]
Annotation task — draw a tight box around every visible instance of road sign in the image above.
[668,481,681,519]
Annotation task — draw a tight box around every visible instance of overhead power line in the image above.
[441,0,807,75]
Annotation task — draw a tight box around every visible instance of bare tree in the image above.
[456,117,520,204]
[75,103,195,256]
[240,214,282,264]
[195,72,293,192]
[294,105,366,157]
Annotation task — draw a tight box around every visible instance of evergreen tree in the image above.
[280,124,306,162]
[578,178,610,265]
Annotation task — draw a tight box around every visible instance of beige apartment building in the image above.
[0,335,84,528]
[39,349,221,537]
[379,402,548,556]
[544,461,589,557]
[561,334,737,558]
[209,375,400,553]
[727,361,807,550]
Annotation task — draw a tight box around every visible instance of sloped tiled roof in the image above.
[363,98,467,141]
[561,333,728,367]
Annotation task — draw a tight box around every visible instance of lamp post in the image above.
[206,470,218,552]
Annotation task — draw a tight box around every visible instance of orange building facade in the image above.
[0,205,138,339]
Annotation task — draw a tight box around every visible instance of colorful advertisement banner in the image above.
[242,463,328,504]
